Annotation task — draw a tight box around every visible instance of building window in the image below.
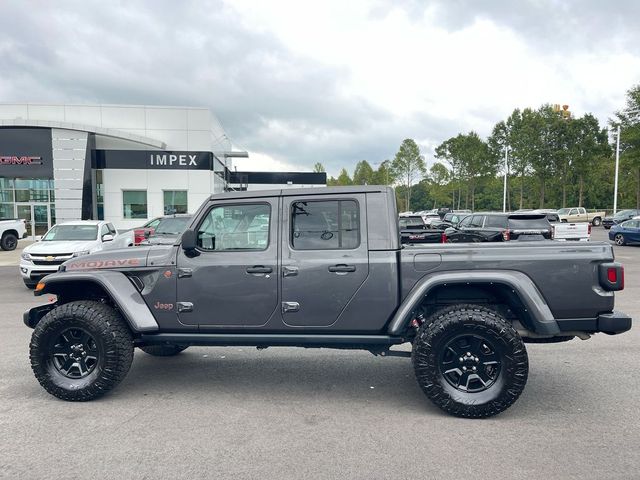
[163,190,188,215]
[95,170,104,220]
[291,200,360,250]
[123,190,147,219]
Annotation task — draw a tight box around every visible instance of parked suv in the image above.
[443,212,552,243]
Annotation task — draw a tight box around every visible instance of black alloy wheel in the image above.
[438,334,501,393]
[50,327,100,379]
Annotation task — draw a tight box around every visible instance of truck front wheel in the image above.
[29,301,134,401]
[412,304,528,418]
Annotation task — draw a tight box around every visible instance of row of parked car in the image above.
[398,208,592,245]
[18,214,193,288]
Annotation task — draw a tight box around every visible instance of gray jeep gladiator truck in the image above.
[24,186,632,418]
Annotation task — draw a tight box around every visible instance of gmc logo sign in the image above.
[0,156,43,165]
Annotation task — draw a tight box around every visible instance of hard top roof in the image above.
[208,185,392,201]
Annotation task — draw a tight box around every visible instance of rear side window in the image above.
[291,200,359,250]
[508,217,551,230]
[485,216,508,228]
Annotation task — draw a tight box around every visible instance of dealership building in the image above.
[0,103,326,236]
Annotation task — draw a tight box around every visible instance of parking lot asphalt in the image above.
[1,227,639,480]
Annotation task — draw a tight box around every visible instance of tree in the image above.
[336,168,353,186]
[391,139,426,211]
[427,162,452,207]
[612,84,640,208]
[353,160,375,185]
[570,114,610,207]
[313,162,325,173]
[373,160,394,185]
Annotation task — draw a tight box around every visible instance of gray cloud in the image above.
[0,0,637,176]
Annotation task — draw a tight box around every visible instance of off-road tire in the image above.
[591,217,602,227]
[29,301,134,401]
[139,344,188,356]
[1,232,18,251]
[412,304,528,418]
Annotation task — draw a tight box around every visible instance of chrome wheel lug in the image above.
[462,366,467,371]
[472,366,477,372]
[459,357,463,363]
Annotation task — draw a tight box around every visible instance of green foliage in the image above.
[353,160,375,185]
[391,139,426,211]
[313,162,326,173]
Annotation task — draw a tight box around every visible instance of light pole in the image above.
[503,146,508,213]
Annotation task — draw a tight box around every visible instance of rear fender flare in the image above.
[387,270,560,336]
[32,270,159,332]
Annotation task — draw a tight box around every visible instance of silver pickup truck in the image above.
[24,186,631,418]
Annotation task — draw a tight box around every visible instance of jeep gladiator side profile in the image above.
[24,187,632,418]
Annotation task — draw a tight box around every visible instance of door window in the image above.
[458,215,473,227]
[291,200,359,250]
[485,215,508,228]
[469,215,485,227]
[569,208,578,215]
[197,203,270,251]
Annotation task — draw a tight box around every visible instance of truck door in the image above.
[280,194,369,327]
[176,198,279,327]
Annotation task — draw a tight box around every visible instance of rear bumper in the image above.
[597,311,632,334]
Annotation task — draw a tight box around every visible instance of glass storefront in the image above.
[0,178,56,236]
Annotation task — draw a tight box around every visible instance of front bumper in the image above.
[19,262,60,282]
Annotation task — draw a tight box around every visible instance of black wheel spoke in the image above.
[439,333,502,394]
[51,328,99,379]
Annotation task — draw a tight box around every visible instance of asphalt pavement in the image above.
[1,227,639,479]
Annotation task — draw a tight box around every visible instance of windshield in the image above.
[154,217,192,235]
[557,208,570,215]
[42,225,98,241]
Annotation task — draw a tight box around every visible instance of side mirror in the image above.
[144,230,151,239]
[181,229,198,255]
[102,234,114,242]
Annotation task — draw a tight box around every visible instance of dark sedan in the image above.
[608,219,640,245]
[443,212,552,243]
[602,209,640,229]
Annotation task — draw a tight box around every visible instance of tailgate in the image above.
[553,223,590,240]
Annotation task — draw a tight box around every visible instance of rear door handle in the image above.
[328,264,356,273]
[246,266,273,274]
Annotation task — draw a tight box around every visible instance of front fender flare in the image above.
[32,270,159,332]
[387,270,560,336]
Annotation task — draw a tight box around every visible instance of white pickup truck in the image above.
[553,222,591,241]
[0,219,27,251]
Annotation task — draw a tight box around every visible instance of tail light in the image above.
[502,229,510,241]
[441,232,448,243]
[599,263,624,291]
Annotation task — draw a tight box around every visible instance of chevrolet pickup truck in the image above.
[557,207,605,226]
[24,187,631,418]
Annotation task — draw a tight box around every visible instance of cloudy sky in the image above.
[1,0,639,175]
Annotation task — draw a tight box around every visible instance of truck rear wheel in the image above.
[591,217,601,227]
[1,232,18,251]
[412,304,528,418]
[139,344,188,356]
[29,301,134,401]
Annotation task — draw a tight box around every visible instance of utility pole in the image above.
[614,125,621,215]
[503,146,508,212]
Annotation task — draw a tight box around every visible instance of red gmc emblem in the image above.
[0,156,43,165]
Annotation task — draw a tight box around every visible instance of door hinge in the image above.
[177,302,194,313]
[282,301,300,313]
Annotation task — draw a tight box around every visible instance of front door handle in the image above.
[246,266,273,275]
[328,264,356,273]
[283,266,298,277]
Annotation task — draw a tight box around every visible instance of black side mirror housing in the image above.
[181,229,198,255]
